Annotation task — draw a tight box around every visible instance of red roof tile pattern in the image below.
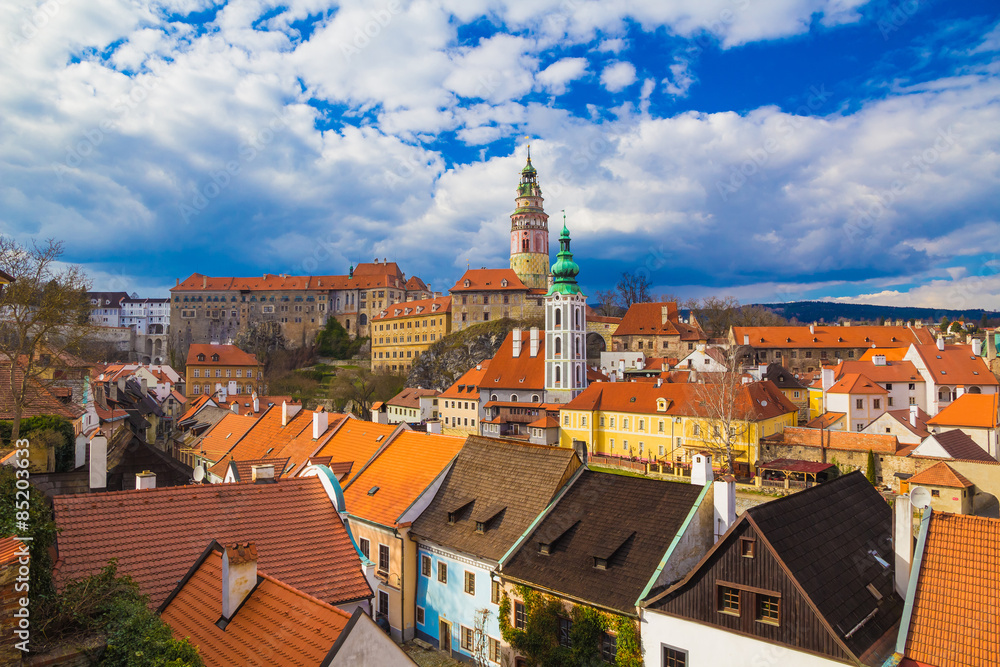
[0,365,82,420]
[171,263,419,293]
[733,325,933,348]
[905,513,1000,666]
[884,408,931,439]
[0,536,21,567]
[196,413,258,461]
[806,412,846,429]
[926,393,1000,429]
[161,545,351,666]
[827,372,889,395]
[910,344,999,387]
[614,302,680,337]
[343,430,464,527]
[908,461,973,488]
[52,478,372,608]
[449,268,528,292]
[479,330,546,390]
[859,347,910,362]
[764,427,901,454]
[310,420,397,482]
[177,394,214,422]
[758,458,837,474]
[386,387,440,409]
[439,361,491,400]
[186,344,258,367]
[373,295,451,321]
[832,359,922,384]
[229,457,291,482]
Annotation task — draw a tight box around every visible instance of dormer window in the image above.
[464,279,471,288]
[197,354,205,361]
[475,521,485,534]
[501,279,508,287]
[593,557,607,570]
[211,354,219,362]
[656,398,667,412]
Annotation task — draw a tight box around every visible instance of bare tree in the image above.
[234,311,286,392]
[687,296,787,338]
[592,289,620,317]
[615,272,651,310]
[0,238,92,442]
[690,346,755,475]
[329,367,405,418]
[473,607,491,667]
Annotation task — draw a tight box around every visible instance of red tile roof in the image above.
[373,295,451,321]
[479,330,546,391]
[227,457,291,482]
[343,430,464,527]
[911,343,999,387]
[196,413,258,461]
[806,411,846,429]
[386,387,440,409]
[449,268,527,292]
[758,458,837,474]
[171,263,417,293]
[52,477,372,608]
[908,461,974,488]
[831,359,922,384]
[926,393,1000,429]
[859,347,910,362]
[160,543,352,667]
[614,302,685,337]
[883,408,932,439]
[186,344,259,367]
[733,325,933,348]
[584,305,621,325]
[177,394,214,422]
[905,513,1000,666]
[310,420,399,485]
[439,360,491,399]
[0,365,83,420]
[827,372,888,395]
[0,536,21,567]
[764,427,901,454]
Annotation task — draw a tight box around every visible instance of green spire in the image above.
[549,213,581,295]
[521,144,536,175]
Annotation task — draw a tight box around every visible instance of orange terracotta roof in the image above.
[884,408,932,439]
[905,513,1000,666]
[859,347,910,362]
[614,302,680,337]
[171,264,419,293]
[926,393,1000,429]
[479,330,546,391]
[449,268,527,292]
[909,461,974,488]
[311,420,399,483]
[806,412,846,429]
[764,427,901,454]
[343,430,464,527]
[405,275,429,292]
[733,325,933,348]
[0,536,21,567]
[52,478,372,608]
[911,344,999,387]
[373,295,451,321]
[161,544,352,666]
[832,359,922,384]
[227,457,291,482]
[0,362,83,420]
[217,395,293,416]
[196,413,258,461]
[386,387,440,409]
[186,344,258,367]
[827,372,888,395]
[440,360,491,399]
[527,414,560,428]
[178,394,214,422]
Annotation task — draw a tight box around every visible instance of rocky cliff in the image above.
[406,317,542,391]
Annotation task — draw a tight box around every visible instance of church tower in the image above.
[509,147,550,290]
[545,220,587,404]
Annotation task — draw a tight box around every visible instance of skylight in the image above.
[368,486,379,496]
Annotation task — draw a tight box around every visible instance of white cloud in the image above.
[663,57,696,97]
[600,61,636,92]
[537,57,589,95]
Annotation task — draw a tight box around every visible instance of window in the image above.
[909,383,915,390]
[193,369,200,378]
[581,416,587,426]
[557,616,572,648]
[873,398,881,410]
[888,397,894,407]
[564,415,570,425]
[438,562,448,584]
[856,398,864,410]
[491,579,501,604]
[757,594,780,625]
[359,538,370,559]
[600,632,616,662]
[421,554,431,577]
[416,606,425,625]
[461,626,474,651]
[719,586,740,615]
[378,544,390,572]
[885,384,892,390]
[931,489,940,497]
[740,538,755,558]
[514,601,526,630]
[692,424,700,436]
[464,571,476,595]
[909,396,916,406]
[377,590,389,620]
[663,645,687,667]
[489,637,501,663]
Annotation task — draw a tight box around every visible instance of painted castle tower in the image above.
[509,148,550,290]
[545,220,587,403]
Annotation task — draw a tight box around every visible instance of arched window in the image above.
[510,395,518,402]
[574,337,580,357]
[554,308,561,326]
[938,387,951,402]
[359,313,368,325]
[555,338,562,355]
[968,386,982,394]
[555,366,561,384]
[577,366,582,385]
[531,394,540,402]
[490,394,498,402]
[575,308,581,328]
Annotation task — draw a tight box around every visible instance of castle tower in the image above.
[545,220,587,404]
[509,147,550,290]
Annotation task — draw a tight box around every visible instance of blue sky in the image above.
[1,0,999,308]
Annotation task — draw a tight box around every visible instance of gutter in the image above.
[882,508,932,667]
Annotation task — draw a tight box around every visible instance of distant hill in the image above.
[753,301,1000,325]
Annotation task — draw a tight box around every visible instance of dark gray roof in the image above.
[763,364,808,389]
[410,436,580,562]
[929,429,996,462]
[502,470,704,614]
[746,472,903,658]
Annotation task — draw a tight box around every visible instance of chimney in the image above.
[656,377,662,387]
[140,377,148,396]
[231,402,239,415]
[529,327,539,358]
[713,476,736,543]
[972,338,982,356]
[89,432,108,490]
[512,328,522,357]
[809,323,815,335]
[251,464,275,482]
[936,337,944,351]
[893,497,914,598]
[252,391,259,413]
[312,407,328,439]
[661,305,670,325]
[222,543,258,620]
[909,404,918,427]
[821,368,835,391]
[109,381,118,402]
[873,354,886,367]
[661,362,668,371]
[743,334,750,346]
[281,400,301,426]
[135,470,156,490]
[202,276,207,289]
[175,278,179,286]
[74,433,87,469]
[426,420,442,434]
[691,453,713,487]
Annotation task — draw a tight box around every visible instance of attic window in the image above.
[475,521,485,534]
[786,337,791,343]
[630,397,636,402]
[593,557,607,570]
[212,354,220,361]
[464,279,470,287]
[973,371,979,375]
[376,435,384,442]
[740,538,756,558]
[891,337,897,342]
[868,549,889,569]
[501,279,508,287]
[940,371,946,375]
[368,486,380,496]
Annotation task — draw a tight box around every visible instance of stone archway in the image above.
[586,331,607,363]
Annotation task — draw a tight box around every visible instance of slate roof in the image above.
[502,470,704,614]
[908,461,973,488]
[926,393,1000,429]
[746,472,903,659]
[762,364,808,389]
[903,513,1000,667]
[921,428,995,462]
[52,477,372,608]
[160,542,352,667]
[410,437,581,562]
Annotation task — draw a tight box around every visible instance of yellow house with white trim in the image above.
[558,381,798,476]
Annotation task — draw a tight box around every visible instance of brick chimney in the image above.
[281,400,301,426]
[222,543,258,620]
[140,377,148,396]
[661,305,671,325]
[312,407,328,439]
[135,470,156,489]
[252,464,275,482]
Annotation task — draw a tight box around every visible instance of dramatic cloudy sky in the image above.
[2,0,999,308]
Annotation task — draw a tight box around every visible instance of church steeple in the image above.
[510,145,549,290]
[544,215,586,403]
[549,217,581,295]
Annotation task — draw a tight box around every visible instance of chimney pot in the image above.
[222,543,258,620]
[691,453,713,487]
[252,464,275,482]
[135,470,156,489]
[312,409,329,439]
[972,338,982,356]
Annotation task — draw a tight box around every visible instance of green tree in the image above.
[0,464,58,610]
[0,415,76,471]
[315,318,366,359]
[865,449,877,486]
[328,367,404,417]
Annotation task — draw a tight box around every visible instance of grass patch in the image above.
[589,465,648,479]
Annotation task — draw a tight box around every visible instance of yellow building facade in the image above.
[185,344,261,397]
[371,296,452,373]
